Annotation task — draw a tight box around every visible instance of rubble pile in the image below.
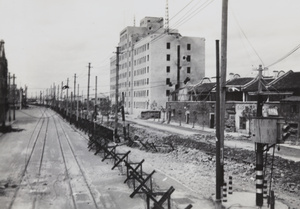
[104,121,300,206]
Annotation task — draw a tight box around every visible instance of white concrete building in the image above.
[110,17,205,115]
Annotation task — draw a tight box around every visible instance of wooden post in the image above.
[114,47,120,142]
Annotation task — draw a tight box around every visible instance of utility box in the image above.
[249,117,284,144]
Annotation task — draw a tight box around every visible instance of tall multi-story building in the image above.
[110,17,205,115]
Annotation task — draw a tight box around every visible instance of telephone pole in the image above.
[114,46,120,142]
[95,76,98,121]
[87,63,91,120]
[74,73,76,110]
[12,74,16,120]
[256,65,264,207]
[215,39,222,206]
[72,74,76,117]
[216,0,228,208]
[176,45,181,97]
[76,84,79,121]
[57,84,60,109]
[53,83,56,107]
[61,81,63,100]
[8,73,11,122]
[66,78,69,116]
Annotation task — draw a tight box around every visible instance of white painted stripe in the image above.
[256,179,263,184]
[256,170,263,175]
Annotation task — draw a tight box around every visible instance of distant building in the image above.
[110,17,205,115]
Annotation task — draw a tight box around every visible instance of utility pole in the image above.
[114,46,120,142]
[53,83,56,107]
[121,92,126,140]
[74,74,76,115]
[74,74,76,102]
[70,92,73,121]
[216,0,228,208]
[8,73,11,122]
[176,45,181,100]
[76,84,79,121]
[19,88,22,110]
[87,63,91,120]
[12,74,16,120]
[61,81,63,110]
[40,91,42,105]
[61,81,63,100]
[66,78,69,116]
[256,65,264,207]
[57,84,60,109]
[25,85,27,108]
[95,76,97,121]
[215,39,222,206]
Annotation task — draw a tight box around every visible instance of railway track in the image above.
[8,107,49,209]
[8,108,101,209]
[53,113,100,209]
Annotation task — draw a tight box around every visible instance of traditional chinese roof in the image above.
[226,77,253,86]
[267,70,300,91]
[243,78,274,92]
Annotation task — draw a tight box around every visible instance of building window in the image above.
[166,90,170,96]
[166,66,170,73]
[147,55,149,61]
[166,78,170,85]
[147,43,149,50]
[147,90,149,96]
[187,44,191,50]
[166,42,170,49]
[166,54,170,61]
[187,67,191,73]
[147,66,149,73]
[186,55,191,62]
[147,78,149,84]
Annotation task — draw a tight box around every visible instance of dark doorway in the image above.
[210,114,215,128]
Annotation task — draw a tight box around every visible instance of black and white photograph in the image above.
[0,0,299,208]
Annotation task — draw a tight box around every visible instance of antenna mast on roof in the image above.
[165,0,169,34]
[133,15,136,26]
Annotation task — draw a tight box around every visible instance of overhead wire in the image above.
[171,0,215,29]
[229,5,265,67]
[150,0,215,45]
[42,0,215,99]
[266,43,300,68]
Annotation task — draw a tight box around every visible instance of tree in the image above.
[99,98,111,116]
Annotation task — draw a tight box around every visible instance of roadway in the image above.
[125,116,300,162]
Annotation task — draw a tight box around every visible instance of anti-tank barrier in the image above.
[51,106,192,209]
[90,137,193,209]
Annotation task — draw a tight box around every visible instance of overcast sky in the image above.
[1,0,300,97]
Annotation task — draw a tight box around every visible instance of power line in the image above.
[266,43,300,68]
[230,6,265,66]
